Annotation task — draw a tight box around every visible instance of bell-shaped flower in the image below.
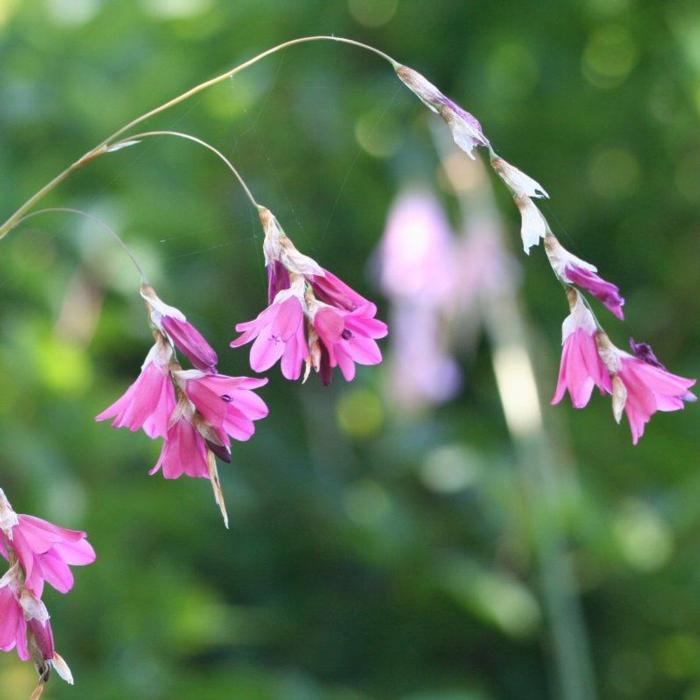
[235,207,388,384]
[596,335,696,444]
[0,513,96,598]
[175,369,269,448]
[259,207,324,303]
[150,398,232,526]
[231,279,309,381]
[311,303,388,383]
[551,291,611,408]
[395,64,490,158]
[545,236,625,319]
[0,566,27,660]
[95,334,176,438]
[140,284,218,371]
[150,402,210,480]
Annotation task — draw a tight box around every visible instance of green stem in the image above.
[0,36,398,240]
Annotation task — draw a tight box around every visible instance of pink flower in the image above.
[149,400,234,527]
[564,266,624,320]
[176,370,269,449]
[140,284,218,371]
[0,564,71,683]
[614,343,696,444]
[95,336,176,438]
[312,305,388,383]
[0,515,96,598]
[309,269,378,314]
[231,285,308,381]
[150,408,210,479]
[551,292,611,408]
[545,236,625,319]
[235,207,388,384]
[0,569,27,660]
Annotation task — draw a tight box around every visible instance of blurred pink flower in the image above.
[95,336,176,438]
[387,304,461,410]
[375,188,466,411]
[377,188,457,304]
[551,292,611,408]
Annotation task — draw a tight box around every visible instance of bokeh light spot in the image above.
[582,25,639,88]
[588,147,640,198]
[420,445,481,494]
[613,500,673,571]
[336,388,384,438]
[486,42,539,100]
[355,109,403,159]
[348,0,398,28]
[142,0,212,19]
[36,334,93,394]
[47,0,99,26]
[344,480,391,526]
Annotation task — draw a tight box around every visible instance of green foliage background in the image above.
[0,0,699,698]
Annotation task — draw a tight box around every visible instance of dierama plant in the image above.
[0,35,694,691]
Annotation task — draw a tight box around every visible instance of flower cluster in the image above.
[96,285,269,525]
[231,206,388,384]
[395,61,696,441]
[0,489,95,693]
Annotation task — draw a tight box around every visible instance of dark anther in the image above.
[221,394,232,403]
[341,329,352,340]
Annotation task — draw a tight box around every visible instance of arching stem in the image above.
[121,130,260,208]
[14,208,147,281]
[0,36,399,239]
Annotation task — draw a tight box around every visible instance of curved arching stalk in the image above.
[14,208,147,281]
[118,130,260,209]
[0,35,399,239]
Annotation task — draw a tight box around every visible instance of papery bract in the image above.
[491,156,549,199]
[395,65,489,158]
[515,195,547,254]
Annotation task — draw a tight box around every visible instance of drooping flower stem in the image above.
[117,130,261,208]
[13,207,147,281]
[0,36,398,240]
